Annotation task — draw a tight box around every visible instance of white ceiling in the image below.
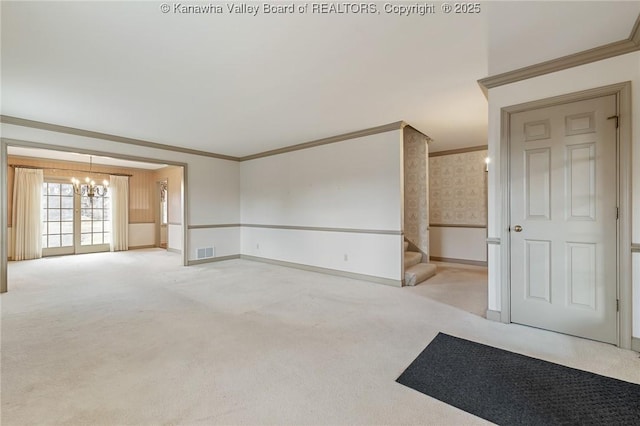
[7,147,167,170]
[487,1,639,75]
[1,1,639,155]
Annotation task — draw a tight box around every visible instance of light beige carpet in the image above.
[2,249,639,425]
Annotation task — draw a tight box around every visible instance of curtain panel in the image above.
[12,168,44,260]
[110,175,129,251]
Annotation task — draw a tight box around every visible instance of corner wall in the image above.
[403,127,429,257]
[240,130,403,283]
[486,51,640,339]
[154,166,184,252]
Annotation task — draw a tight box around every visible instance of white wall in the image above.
[486,51,640,338]
[241,228,401,280]
[0,123,241,264]
[187,159,239,227]
[430,227,487,263]
[2,124,403,283]
[168,224,182,252]
[189,227,240,259]
[160,225,167,245]
[129,223,155,247]
[240,130,403,282]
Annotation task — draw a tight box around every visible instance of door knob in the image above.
[513,225,523,232]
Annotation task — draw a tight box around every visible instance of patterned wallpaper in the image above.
[403,127,430,255]
[429,150,487,226]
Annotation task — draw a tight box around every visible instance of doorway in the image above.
[510,94,617,343]
[1,143,189,294]
[501,82,632,347]
[157,180,168,249]
[41,179,111,257]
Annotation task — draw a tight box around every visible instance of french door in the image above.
[41,180,111,256]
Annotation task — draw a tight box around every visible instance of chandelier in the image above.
[71,156,109,199]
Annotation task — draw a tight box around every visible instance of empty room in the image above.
[2,1,640,424]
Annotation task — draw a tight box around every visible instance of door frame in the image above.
[41,178,76,257]
[0,137,189,293]
[499,82,632,349]
[155,179,168,249]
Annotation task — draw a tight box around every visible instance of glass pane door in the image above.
[80,187,111,247]
[42,182,75,256]
[41,181,111,256]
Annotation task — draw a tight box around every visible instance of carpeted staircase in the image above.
[404,240,437,286]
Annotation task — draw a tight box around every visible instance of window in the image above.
[160,181,168,225]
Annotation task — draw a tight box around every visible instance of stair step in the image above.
[404,251,422,269]
[404,241,409,251]
[404,263,437,286]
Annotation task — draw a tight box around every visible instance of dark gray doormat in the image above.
[396,333,640,425]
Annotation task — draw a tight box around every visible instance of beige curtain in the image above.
[109,175,129,251]
[12,168,43,260]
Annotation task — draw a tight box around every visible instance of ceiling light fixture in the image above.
[71,156,109,199]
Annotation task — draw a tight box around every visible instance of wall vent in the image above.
[197,247,214,259]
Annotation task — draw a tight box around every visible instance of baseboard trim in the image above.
[632,337,640,352]
[431,256,487,267]
[240,254,403,287]
[167,248,181,254]
[486,309,501,322]
[128,245,156,250]
[187,254,240,266]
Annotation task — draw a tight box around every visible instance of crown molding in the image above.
[479,13,640,91]
[0,115,240,162]
[632,12,640,45]
[1,115,406,163]
[2,136,189,168]
[239,121,405,161]
[429,145,488,157]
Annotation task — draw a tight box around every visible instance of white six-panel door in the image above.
[510,95,618,344]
